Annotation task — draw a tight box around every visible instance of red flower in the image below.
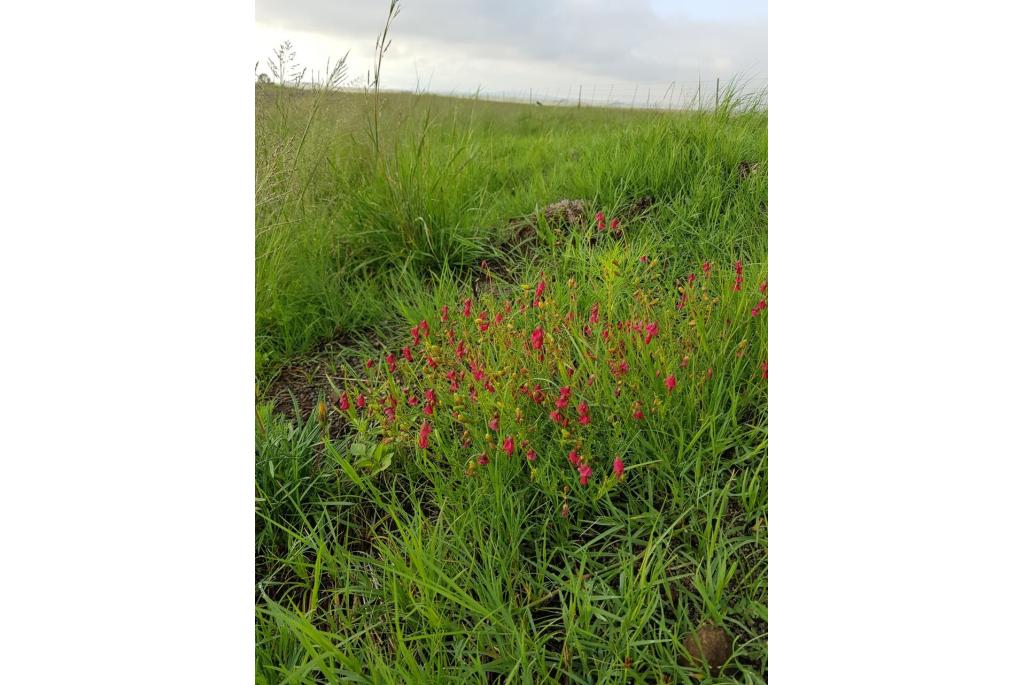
[702,261,711,276]
[761,361,768,380]
[531,326,544,350]
[567,449,580,466]
[417,421,432,449]
[426,356,437,368]
[610,217,620,233]
[595,211,606,230]
[589,303,600,324]
[462,298,472,318]
[410,325,421,346]
[533,280,546,306]
[407,394,419,407]
[477,453,489,466]
[456,340,466,359]
[760,280,768,294]
[502,436,515,456]
[339,393,350,410]
[526,449,537,462]
[676,293,688,310]
[549,409,566,425]
[418,319,430,338]
[664,374,677,391]
[734,260,743,276]
[401,346,413,362]
[644,321,659,345]
[577,462,593,486]
[633,408,644,421]
[365,358,375,369]
[687,273,696,283]
[733,275,743,291]
[441,304,449,322]
[613,456,625,479]
[488,415,499,431]
[385,353,397,373]
[555,386,571,409]
[356,394,366,409]
[577,401,591,425]
[640,255,649,264]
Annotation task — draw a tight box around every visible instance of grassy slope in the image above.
[256,88,767,683]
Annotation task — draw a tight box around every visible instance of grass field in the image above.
[256,79,767,683]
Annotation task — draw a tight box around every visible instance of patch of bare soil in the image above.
[681,622,732,674]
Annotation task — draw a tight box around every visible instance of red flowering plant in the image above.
[330,253,767,514]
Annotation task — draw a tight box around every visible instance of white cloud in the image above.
[255,1,767,99]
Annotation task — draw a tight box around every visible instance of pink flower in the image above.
[356,394,366,409]
[502,436,515,456]
[488,415,499,431]
[531,326,544,350]
[526,449,537,462]
[664,374,677,391]
[417,421,432,449]
[339,393,350,410]
[613,457,625,479]
[577,462,593,486]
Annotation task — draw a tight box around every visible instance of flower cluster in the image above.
[334,259,767,496]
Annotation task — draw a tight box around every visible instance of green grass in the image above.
[256,83,767,683]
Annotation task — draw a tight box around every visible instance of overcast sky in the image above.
[255,1,767,102]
